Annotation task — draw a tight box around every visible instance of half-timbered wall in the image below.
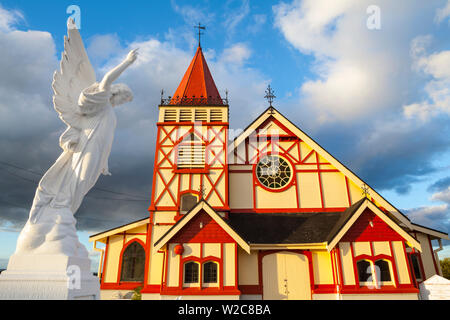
[229,117,365,212]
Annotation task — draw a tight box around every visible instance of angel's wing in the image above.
[52,22,96,130]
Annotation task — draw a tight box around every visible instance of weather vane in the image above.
[194,23,206,48]
[265,85,276,108]
[362,183,371,199]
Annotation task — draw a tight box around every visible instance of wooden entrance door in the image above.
[262,251,311,300]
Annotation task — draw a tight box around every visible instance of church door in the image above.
[262,251,311,300]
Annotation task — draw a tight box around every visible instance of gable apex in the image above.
[230,107,413,229]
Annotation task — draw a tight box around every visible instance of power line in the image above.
[0,160,149,201]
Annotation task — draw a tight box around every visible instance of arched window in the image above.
[180,193,198,214]
[357,260,372,283]
[203,262,218,284]
[120,242,145,282]
[184,262,199,284]
[375,260,391,282]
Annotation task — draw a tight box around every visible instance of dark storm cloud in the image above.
[428,176,450,193]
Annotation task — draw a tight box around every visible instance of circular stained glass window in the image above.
[256,155,293,190]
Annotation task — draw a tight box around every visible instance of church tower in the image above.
[149,45,229,218]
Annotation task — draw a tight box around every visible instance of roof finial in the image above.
[194,23,206,48]
[265,85,276,108]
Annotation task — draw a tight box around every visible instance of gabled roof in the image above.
[169,46,223,106]
[327,198,422,251]
[154,200,250,253]
[229,107,414,230]
[89,217,149,243]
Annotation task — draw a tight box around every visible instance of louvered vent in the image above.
[164,110,177,122]
[210,109,223,122]
[177,145,206,168]
[195,110,208,122]
[180,110,193,122]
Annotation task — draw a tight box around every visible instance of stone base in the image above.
[0,254,100,300]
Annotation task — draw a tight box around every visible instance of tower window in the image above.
[177,133,205,168]
[410,254,423,281]
[180,193,198,214]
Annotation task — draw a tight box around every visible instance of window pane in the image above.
[411,255,423,280]
[184,262,199,283]
[181,194,198,213]
[357,260,372,282]
[203,262,218,283]
[120,242,145,282]
[375,260,391,282]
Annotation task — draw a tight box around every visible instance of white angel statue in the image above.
[15,22,138,257]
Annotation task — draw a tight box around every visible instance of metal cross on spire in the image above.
[265,85,276,108]
[194,23,206,48]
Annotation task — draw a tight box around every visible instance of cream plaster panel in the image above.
[148,225,171,285]
[182,243,201,258]
[167,243,180,287]
[341,293,418,300]
[416,233,437,279]
[321,172,348,208]
[353,242,371,257]
[104,235,122,283]
[312,250,334,285]
[348,180,364,205]
[229,173,253,209]
[256,185,297,209]
[223,243,236,287]
[339,242,355,285]
[299,142,314,163]
[203,243,221,258]
[391,241,411,284]
[372,241,392,256]
[154,212,177,224]
[238,248,259,285]
[297,172,322,208]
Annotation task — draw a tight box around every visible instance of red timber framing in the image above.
[157,209,240,296]
[149,122,229,216]
[229,116,350,213]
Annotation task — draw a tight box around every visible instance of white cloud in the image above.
[87,34,122,63]
[219,42,251,65]
[0,5,23,32]
[435,0,450,24]
[404,37,450,121]
[432,186,450,203]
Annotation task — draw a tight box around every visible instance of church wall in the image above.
[229,172,253,209]
[103,235,122,283]
[415,232,439,280]
[237,248,259,286]
[391,241,411,284]
[148,224,172,286]
[311,250,334,285]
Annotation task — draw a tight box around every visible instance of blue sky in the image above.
[0,0,449,271]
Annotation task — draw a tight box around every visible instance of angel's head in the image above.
[110,83,133,107]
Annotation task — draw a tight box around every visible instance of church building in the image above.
[89,43,449,300]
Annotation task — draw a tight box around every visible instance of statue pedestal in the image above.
[0,254,100,300]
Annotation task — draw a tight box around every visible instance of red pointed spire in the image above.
[170,46,224,106]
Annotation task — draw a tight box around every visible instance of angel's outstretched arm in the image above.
[99,49,138,91]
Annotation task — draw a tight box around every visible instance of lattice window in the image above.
[256,155,293,190]
[120,242,146,282]
[203,262,218,284]
[184,262,199,284]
